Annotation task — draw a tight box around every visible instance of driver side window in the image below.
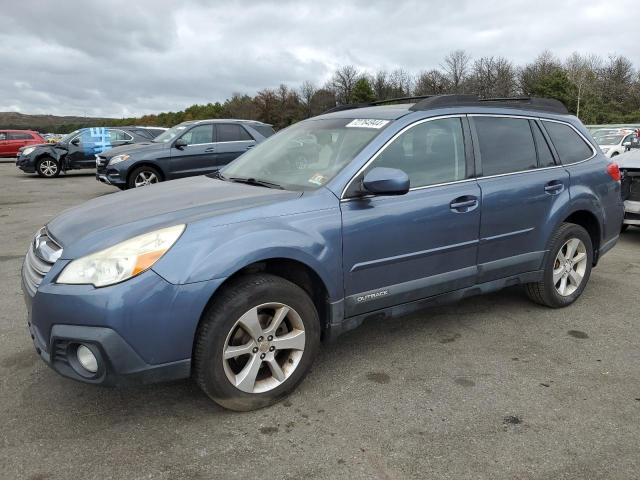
[367,117,466,188]
[180,125,214,145]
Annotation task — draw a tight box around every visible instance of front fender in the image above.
[153,207,344,301]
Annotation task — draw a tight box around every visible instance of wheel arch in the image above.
[562,209,601,264]
[127,162,166,184]
[201,257,332,334]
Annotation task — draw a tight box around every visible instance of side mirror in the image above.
[71,138,80,146]
[174,138,187,149]
[362,167,410,196]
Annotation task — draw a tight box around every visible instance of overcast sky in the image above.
[2,0,638,118]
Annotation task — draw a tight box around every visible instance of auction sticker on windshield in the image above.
[345,119,390,129]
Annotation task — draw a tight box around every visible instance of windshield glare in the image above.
[154,123,191,143]
[220,118,387,190]
[599,135,624,146]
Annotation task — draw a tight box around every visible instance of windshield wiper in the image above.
[227,176,283,189]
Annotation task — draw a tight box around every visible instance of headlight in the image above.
[108,154,130,166]
[601,147,609,154]
[22,147,35,155]
[57,224,185,287]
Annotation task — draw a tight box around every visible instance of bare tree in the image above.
[468,56,517,97]
[414,69,450,95]
[331,65,360,104]
[373,70,391,99]
[442,50,471,93]
[565,52,601,119]
[299,81,316,117]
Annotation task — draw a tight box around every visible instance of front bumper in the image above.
[24,261,225,386]
[96,157,127,187]
[16,154,36,173]
[623,200,640,225]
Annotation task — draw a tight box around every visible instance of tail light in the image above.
[607,163,621,182]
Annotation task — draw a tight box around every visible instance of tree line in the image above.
[29,49,640,133]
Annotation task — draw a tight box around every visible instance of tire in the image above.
[36,157,61,178]
[127,165,161,189]
[525,222,593,308]
[611,152,619,158]
[194,273,321,411]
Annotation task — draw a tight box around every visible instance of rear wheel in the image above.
[128,166,161,189]
[36,157,60,178]
[194,274,321,411]
[525,223,593,308]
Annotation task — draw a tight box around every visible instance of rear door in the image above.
[341,116,481,316]
[214,123,256,167]
[472,115,570,283]
[169,124,216,178]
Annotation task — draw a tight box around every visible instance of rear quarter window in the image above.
[252,125,276,138]
[542,121,593,164]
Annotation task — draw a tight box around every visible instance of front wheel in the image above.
[194,274,321,411]
[36,157,61,178]
[525,223,593,308]
[128,165,161,189]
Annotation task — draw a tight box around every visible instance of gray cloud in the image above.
[2,0,638,117]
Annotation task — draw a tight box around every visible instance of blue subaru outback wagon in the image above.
[22,95,624,411]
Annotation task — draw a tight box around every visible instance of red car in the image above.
[0,130,45,157]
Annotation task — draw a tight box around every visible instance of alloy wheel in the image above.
[134,171,158,187]
[39,159,58,177]
[222,302,306,394]
[553,238,587,296]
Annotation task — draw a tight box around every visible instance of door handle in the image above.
[450,196,479,212]
[204,147,216,153]
[245,144,255,150]
[544,181,564,194]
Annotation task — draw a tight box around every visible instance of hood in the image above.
[101,141,165,158]
[617,149,640,170]
[47,176,301,257]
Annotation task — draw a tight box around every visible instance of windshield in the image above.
[59,129,81,143]
[599,135,624,146]
[153,123,192,143]
[220,118,388,190]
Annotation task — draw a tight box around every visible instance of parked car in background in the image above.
[16,126,165,178]
[593,129,636,158]
[618,148,640,231]
[96,119,274,189]
[22,95,623,411]
[0,130,45,157]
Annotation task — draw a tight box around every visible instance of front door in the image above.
[169,124,217,178]
[341,116,481,317]
[471,116,570,283]
[66,128,113,168]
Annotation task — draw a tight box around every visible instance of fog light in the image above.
[76,345,98,373]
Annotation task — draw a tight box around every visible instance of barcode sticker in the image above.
[345,119,390,129]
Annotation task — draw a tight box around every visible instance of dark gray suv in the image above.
[96,119,274,189]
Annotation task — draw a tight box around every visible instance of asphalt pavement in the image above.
[1,163,639,479]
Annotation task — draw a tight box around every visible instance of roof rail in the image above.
[322,95,433,114]
[409,95,569,114]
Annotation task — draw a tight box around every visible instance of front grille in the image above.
[22,228,62,296]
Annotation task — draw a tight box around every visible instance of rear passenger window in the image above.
[217,124,253,142]
[474,117,537,176]
[542,121,593,164]
[369,117,466,188]
[9,132,32,140]
[532,122,556,168]
[0,132,6,141]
